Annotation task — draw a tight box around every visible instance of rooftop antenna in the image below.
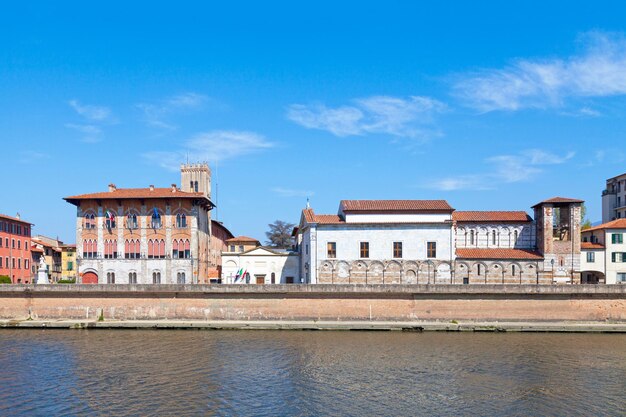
[306,197,310,209]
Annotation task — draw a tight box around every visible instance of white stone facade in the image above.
[602,172,626,222]
[222,247,300,284]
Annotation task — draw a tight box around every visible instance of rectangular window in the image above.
[67,261,73,271]
[393,242,402,258]
[611,252,626,262]
[327,242,336,258]
[427,242,437,258]
[617,273,626,283]
[587,252,595,263]
[612,233,624,244]
[230,245,235,252]
[360,242,369,258]
[238,245,244,252]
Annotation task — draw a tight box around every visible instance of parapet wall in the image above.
[1,284,624,322]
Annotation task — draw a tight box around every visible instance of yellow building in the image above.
[61,244,77,281]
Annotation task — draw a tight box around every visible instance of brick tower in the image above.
[533,197,584,284]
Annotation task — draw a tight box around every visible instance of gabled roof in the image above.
[453,211,532,222]
[531,197,584,208]
[302,209,345,224]
[340,200,453,212]
[64,187,214,208]
[456,248,543,260]
[583,218,626,232]
[225,236,260,244]
[581,242,605,250]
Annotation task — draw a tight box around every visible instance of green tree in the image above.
[581,203,592,230]
[265,220,295,248]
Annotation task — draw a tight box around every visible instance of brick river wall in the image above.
[0,284,625,322]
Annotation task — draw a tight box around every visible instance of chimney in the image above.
[171,184,177,192]
[149,185,154,191]
[108,183,117,192]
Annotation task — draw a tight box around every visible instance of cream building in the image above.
[221,245,299,284]
[581,219,626,284]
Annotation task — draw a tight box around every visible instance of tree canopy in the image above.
[265,220,295,248]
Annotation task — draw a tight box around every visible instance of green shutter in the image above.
[612,252,616,262]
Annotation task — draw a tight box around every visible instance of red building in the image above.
[0,214,33,284]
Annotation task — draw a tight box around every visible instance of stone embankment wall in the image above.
[0,284,624,322]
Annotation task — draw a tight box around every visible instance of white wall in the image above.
[343,213,452,223]
[221,250,300,284]
[315,224,453,262]
[456,223,535,249]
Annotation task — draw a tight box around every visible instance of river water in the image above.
[0,330,624,416]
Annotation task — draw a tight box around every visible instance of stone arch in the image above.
[471,261,489,284]
[385,260,402,284]
[351,261,368,284]
[335,261,351,284]
[478,227,488,247]
[489,262,505,284]
[525,263,538,284]
[457,227,467,247]
[368,260,384,284]
[319,261,335,284]
[456,261,470,284]
[81,268,98,284]
[435,261,452,284]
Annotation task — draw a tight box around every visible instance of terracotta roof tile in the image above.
[0,213,34,225]
[532,197,584,207]
[453,211,532,222]
[584,218,626,232]
[340,200,453,212]
[581,242,605,250]
[456,248,543,260]
[225,236,260,243]
[65,188,213,206]
[31,247,44,253]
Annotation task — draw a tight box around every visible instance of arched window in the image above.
[477,264,482,276]
[184,239,190,259]
[172,239,179,258]
[512,265,516,276]
[128,272,137,284]
[84,213,96,229]
[125,239,140,259]
[194,181,198,192]
[177,272,186,284]
[151,208,162,229]
[104,239,117,259]
[126,213,138,230]
[176,213,187,228]
[271,272,276,284]
[470,230,475,245]
[514,230,519,244]
[152,271,161,284]
[492,230,497,246]
[148,239,154,258]
[104,210,116,229]
[159,239,165,258]
[107,272,115,284]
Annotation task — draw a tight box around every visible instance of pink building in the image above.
[0,214,33,284]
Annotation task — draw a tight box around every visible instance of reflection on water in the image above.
[0,330,624,416]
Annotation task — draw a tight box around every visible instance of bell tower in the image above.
[533,197,583,284]
[180,163,211,198]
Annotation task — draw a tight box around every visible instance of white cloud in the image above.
[65,123,103,143]
[271,187,314,198]
[422,149,575,191]
[287,95,445,139]
[137,92,209,130]
[68,100,113,122]
[453,32,626,112]
[18,151,50,164]
[143,130,274,171]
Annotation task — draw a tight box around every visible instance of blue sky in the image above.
[2,1,626,243]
